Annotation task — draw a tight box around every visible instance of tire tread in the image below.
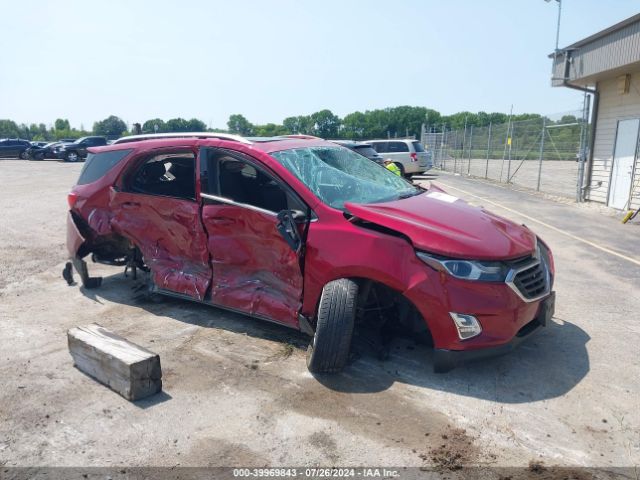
[307,278,358,373]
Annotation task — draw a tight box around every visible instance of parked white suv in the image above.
[367,139,431,176]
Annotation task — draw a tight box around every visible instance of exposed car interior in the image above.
[130,152,196,200]
[216,156,297,213]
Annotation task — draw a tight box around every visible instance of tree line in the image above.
[0,106,560,142]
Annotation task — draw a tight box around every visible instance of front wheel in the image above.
[19,150,28,160]
[65,151,80,162]
[306,278,358,374]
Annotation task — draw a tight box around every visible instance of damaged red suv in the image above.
[65,133,555,373]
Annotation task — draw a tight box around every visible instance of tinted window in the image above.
[371,142,388,153]
[412,141,425,152]
[77,149,133,185]
[353,146,379,158]
[388,141,409,152]
[130,152,196,200]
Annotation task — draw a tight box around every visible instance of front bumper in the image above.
[432,291,555,372]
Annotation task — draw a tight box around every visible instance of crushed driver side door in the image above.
[198,147,307,327]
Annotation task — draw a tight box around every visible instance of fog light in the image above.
[449,313,482,340]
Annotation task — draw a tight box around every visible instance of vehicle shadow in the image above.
[318,318,590,403]
[79,271,589,404]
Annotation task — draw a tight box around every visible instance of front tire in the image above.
[19,150,28,160]
[306,278,358,374]
[65,151,79,162]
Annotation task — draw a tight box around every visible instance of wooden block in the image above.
[68,323,162,401]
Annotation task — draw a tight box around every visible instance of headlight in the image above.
[416,251,508,282]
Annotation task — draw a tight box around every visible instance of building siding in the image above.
[551,17,640,85]
[587,72,640,209]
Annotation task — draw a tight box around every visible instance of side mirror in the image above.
[276,210,303,252]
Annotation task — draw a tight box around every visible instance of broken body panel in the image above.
[66,136,555,368]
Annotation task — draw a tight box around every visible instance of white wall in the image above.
[588,71,640,209]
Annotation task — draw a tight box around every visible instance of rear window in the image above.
[353,146,379,158]
[77,149,132,185]
[412,141,425,152]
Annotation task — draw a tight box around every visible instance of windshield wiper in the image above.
[397,189,423,199]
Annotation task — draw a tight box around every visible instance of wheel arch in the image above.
[304,273,431,337]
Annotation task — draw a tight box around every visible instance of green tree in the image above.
[227,114,254,136]
[0,119,21,138]
[186,118,207,131]
[93,115,127,137]
[254,123,288,136]
[283,115,314,135]
[142,118,167,133]
[166,118,190,132]
[342,111,367,139]
[310,109,341,138]
[54,118,70,131]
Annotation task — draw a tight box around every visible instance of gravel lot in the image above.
[0,159,638,473]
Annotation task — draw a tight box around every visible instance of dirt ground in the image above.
[0,159,638,473]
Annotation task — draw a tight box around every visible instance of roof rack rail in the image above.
[280,134,323,140]
[112,132,252,145]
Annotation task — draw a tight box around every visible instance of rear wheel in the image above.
[19,150,28,160]
[306,278,358,374]
[66,151,80,162]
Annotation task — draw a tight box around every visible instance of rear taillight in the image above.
[410,152,417,162]
[67,192,78,209]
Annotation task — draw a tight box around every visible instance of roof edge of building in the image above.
[547,12,640,58]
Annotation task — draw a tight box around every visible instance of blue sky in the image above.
[1,0,638,130]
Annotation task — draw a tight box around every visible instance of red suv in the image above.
[65,133,555,373]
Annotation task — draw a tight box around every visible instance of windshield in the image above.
[271,146,420,210]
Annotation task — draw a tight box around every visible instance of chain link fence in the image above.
[423,105,591,201]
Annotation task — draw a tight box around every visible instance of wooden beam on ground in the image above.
[68,323,162,401]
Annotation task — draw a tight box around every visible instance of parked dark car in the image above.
[330,140,385,165]
[55,136,107,162]
[27,141,73,160]
[0,139,31,159]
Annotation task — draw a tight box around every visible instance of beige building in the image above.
[551,13,640,210]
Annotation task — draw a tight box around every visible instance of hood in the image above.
[344,188,536,260]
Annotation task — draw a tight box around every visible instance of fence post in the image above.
[485,122,492,179]
[440,124,446,170]
[536,118,546,191]
[506,123,514,183]
[467,125,473,174]
[452,129,457,173]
